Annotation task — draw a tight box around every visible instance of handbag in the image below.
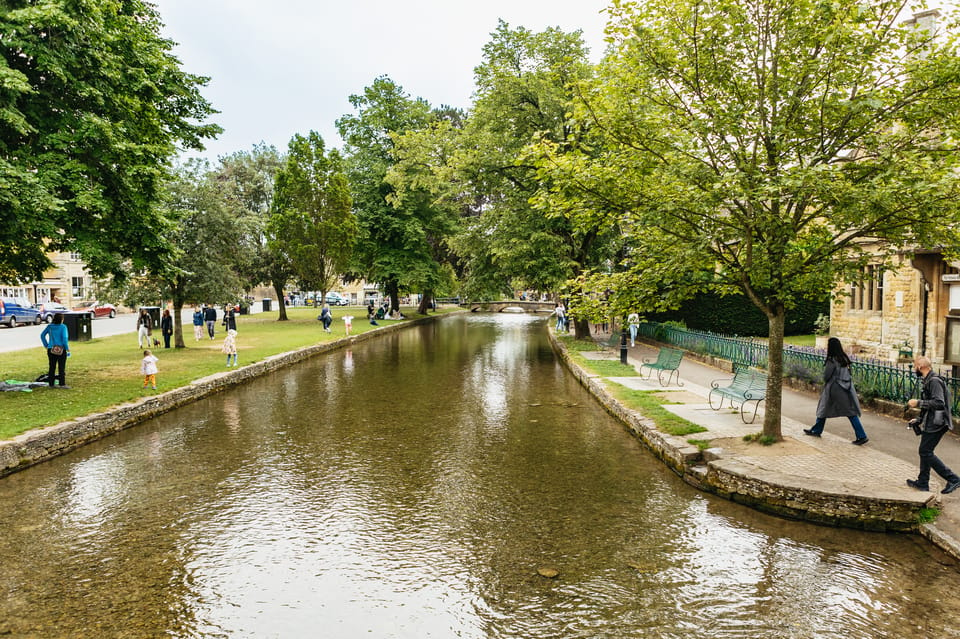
[49,345,64,356]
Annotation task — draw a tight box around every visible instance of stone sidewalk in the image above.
[562,336,960,559]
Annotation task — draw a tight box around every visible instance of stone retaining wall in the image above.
[549,331,926,532]
[0,316,440,478]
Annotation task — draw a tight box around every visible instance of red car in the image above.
[72,300,117,318]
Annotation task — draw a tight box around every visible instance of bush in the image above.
[649,292,828,336]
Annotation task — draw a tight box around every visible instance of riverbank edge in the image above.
[0,314,451,478]
[548,329,935,536]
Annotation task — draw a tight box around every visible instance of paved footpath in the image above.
[585,335,960,558]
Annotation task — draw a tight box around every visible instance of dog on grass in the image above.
[152,338,161,348]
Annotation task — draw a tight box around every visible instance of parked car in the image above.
[324,292,350,306]
[0,297,42,327]
[72,300,117,318]
[34,301,69,323]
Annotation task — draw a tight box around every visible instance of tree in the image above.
[270,132,355,305]
[150,161,246,347]
[214,145,289,319]
[539,0,960,439]
[450,21,611,336]
[0,0,220,283]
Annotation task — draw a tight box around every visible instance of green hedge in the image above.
[647,292,828,336]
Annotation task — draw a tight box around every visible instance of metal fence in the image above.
[637,322,960,415]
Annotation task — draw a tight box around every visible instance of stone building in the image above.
[0,250,95,308]
[830,246,960,373]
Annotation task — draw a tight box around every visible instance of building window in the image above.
[849,266,883,311]
[69,252,81,261]
[71,277,85,299]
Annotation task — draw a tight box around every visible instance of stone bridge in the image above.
[464,300,555,313]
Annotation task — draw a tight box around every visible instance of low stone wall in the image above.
[0,316,440,478]
[549,331,926,532]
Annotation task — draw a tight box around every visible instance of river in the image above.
[0,313,957,638]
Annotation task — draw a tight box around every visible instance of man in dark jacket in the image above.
[203,304,217,340]
[906,356,960,494]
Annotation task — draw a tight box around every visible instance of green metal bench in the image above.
[709,367,768,424]
[639,347,684,386]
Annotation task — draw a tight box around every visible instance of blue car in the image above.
[0,296,42,327]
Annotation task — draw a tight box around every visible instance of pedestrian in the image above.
[222,305,237,332]
[319,302,333,332]
[551,303,566,331]
[192,306,204,341]
[222,329,238,367]
[160,308,173,349]
[367,302,375,319]
[343,315,353,335]
[136,309,153,349]
[905,356,960,494]
[203,304,217,339]
[627,311,640,347]
[141,349,159,390]
[40,313,70,388]
[803,337,869,445]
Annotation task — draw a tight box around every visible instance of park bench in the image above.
[708,366,768,424]
[639,347,684,387]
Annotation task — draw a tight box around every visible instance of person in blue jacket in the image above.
[40,313,70,388]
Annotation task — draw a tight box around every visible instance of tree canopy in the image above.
[533,0,960,438]
[0,0,220,283]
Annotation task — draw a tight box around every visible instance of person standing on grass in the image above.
[803,337,869,445]
[160,309,173,349]
[319,302,333,332]
[203,304,217,340]
[141,349,159,390]
[192,306,204,341]
[343,315,353,336]
[222,329,238,367]
[906,356,960,494]
[222,305,237,332]
[136,309,153,349]
[40,313,70,388]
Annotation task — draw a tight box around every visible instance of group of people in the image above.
[318,302,354,335]
[189,304,236,342]
[803,337,960,494]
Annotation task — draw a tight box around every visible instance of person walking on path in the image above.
[222,329,238,367]
[192,306,204,341]
[905,356,960,494]
[222,305,237,332]
[136,309,153,349]
[803,337,869,445]
[160,309,173,349]
[627,312,640,347]
[141,349,159,390]
[40,313,70,388]
[203,304,217,340]
[551,303,566,332]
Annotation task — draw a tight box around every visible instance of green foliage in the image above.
[270,131,355,298]
[0,0,220,282]
[649,293,829,336]
[917,507,940,524]
[534,0,960,439]
[608,384,708,436]
[742,433,778,446]
[813,314,831,336]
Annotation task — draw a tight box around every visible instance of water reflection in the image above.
[0,313,957,638]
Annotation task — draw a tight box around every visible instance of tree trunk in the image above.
[762,306,786,441]
[386,281,400,314]
[173,298,185,348]
[574,317,591,340]
[273,281,288,321]
[417,290,432,315]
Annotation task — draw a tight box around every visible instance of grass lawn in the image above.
[0,306,453,440]
[783,334,817,347]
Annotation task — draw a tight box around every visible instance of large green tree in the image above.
[270,131,355,305]
[451,22,611,335]
[0,0,220,283]
[336,76,445,313]
[537,0,960,439]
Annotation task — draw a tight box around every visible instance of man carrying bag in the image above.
[906,356,960,494]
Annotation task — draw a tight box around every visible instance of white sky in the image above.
[151,0,611,160]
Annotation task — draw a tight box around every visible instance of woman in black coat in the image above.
[803,337,869,445]
[160,309,174,349]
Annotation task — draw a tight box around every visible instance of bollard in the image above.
[620,327,628,365]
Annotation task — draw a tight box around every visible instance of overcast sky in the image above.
[151,0,610,161]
